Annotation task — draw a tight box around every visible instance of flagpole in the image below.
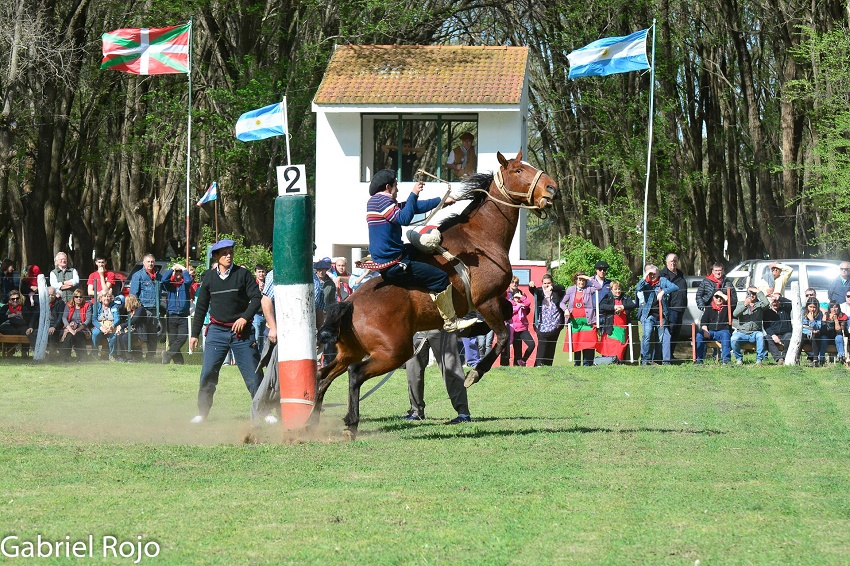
[214,196,219,241]
[282,96,291,166]
[184,17,193,268]
[641,19,657,269]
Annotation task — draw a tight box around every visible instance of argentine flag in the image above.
[567,29,650,79]
[235,102,287,142]
[197,182,217,206]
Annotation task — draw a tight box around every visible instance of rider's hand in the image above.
[411,181,425,195]
[444,196,456,205]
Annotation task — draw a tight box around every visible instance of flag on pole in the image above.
[235,102,287,142]
[197,182,217,206]
[101,22,190,75]
[567,29,650,79]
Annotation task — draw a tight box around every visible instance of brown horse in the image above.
[312,151,557,439]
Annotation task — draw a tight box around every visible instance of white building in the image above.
[311,45,531,264]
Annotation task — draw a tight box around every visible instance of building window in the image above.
[361,114,477,183]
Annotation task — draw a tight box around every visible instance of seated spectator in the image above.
[26,286,65,357]
[597,280,637,361]
[115,294,146,362]
[0,289,29,357]
[802,297,824,366]
[821,301,847,364]
[87,257,116,301]
[636,264,679,365]
[61,289,92,360]
[731,287,769,365]
[694,290,732,364]
[528,273,566,366]
[762,293,793,365]
[92,291,121,360]
[509,289,534,366]
[560,272,602,366]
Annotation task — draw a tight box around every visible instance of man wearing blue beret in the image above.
[189,239,262,423]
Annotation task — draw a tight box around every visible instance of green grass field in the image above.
[1,358,849,564]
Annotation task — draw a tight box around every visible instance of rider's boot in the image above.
[432,286,477,333]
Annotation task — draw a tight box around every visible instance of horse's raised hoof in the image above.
[464,369,481,389]
[342,428,357,442]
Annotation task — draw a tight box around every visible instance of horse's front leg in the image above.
[465,297,510,388]
[308,357,350,427]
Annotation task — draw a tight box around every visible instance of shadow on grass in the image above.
[365,418,725,438]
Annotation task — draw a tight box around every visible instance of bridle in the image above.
[416,166,550,213]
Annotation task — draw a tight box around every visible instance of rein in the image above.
[417,168,546,212]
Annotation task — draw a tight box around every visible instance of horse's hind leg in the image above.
[342,352,403,441]
[465,297,509,388]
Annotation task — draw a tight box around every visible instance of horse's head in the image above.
[495,151,558,215]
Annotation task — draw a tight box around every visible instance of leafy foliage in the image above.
[192,225,272,277]
[551,235,633,289]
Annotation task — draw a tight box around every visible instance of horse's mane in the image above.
[437,172,493,232]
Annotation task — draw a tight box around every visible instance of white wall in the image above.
[314,108,527,264]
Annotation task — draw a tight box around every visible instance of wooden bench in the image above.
[0,334,29,357]
[690,323,755,361]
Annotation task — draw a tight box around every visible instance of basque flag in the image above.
[197,182,217,206]
[567,29,650,79]
[101,22,190,75]
[235,102,287,142]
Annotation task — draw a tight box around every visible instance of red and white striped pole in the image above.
[273,166,316,429]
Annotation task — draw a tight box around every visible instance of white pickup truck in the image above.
[681,258,842,332]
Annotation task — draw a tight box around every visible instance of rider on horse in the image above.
[365,169,476,333]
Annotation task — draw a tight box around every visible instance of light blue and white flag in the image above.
[197,181,217,206]
[567,29,650,79]
[235,102,286,142]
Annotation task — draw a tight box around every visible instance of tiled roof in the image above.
[313,45,528,106]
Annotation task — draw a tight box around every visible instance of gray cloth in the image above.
[251,341,279,422]
[406,330,469,417]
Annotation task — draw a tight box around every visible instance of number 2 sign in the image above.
[276,165,307,196]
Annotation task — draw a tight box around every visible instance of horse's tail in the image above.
[317,301,354,346]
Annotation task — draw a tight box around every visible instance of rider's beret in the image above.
[369,169,397,196]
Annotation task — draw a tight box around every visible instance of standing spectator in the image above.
[509,289,535,366]
[86,256,116,300]
[659,253,687,358]
[186,265,200,301]
[26,286,65,357]
[91,291,120,360]
[0,289,29,357]
[405,330,472,424]
[696,263,738,311]
[20,265,41,297]
[762,293,793,365]
[330,257,353,301]
[694,291,733,364]
[50,252,80,303]
[500,276,521,366]
[313,258,331,329]
[560,272,602,366]
[1,259,18,302]
[821,301,847,364]
[590,261,612,307]
[759,262,793,296]
[731,287,769,365]
[828,262,850,304]
[160,263,193,365]
[317,257,338,367]
[445,132,477,180]
[597,280,637,361]
[189,239,262,423]
[129,254,162,361]
[636,264,680,365]
[528,274,566,366]
[801,297,824,366]
[252,264,267,355]
[60,289,91,360]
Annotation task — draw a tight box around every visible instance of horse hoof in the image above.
[464,369,480,389]
[342,429,357,442]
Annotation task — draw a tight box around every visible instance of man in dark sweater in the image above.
[659,252,688,358]
[189,239,262,423]
[762,293,793,364]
